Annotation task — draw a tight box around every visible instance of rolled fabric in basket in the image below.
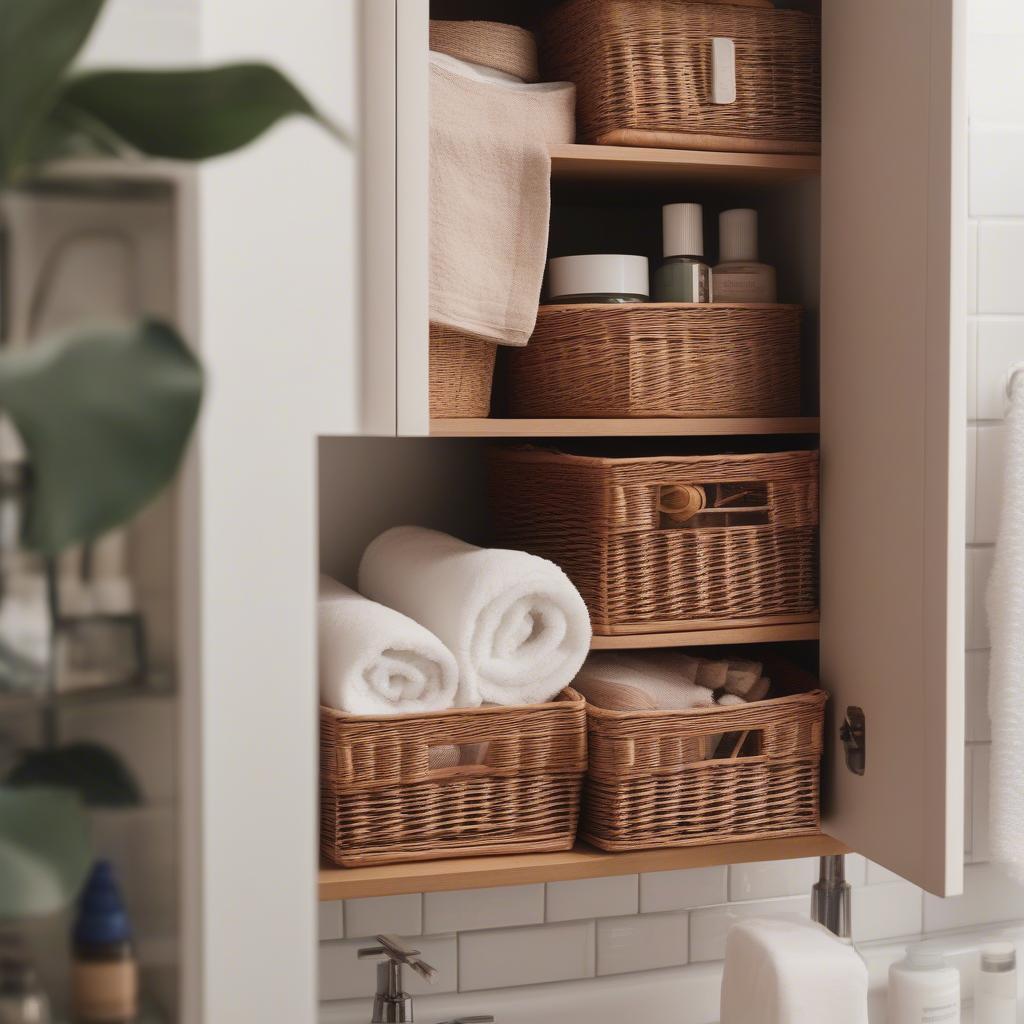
[572,653,715,712]
[358,526,592,708]
[318,576,459,715]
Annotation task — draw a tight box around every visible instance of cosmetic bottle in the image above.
[888,945,960,1024]
[652,203,712,303]
[975,943,1017,1024]
[71,862,138,1024]
[0,944,51,1024]
[712,208,777,303]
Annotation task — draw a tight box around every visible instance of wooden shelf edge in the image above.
[430,417,821,438]
[591,621,820,650]
[549,143,821,186]
[319,835,848,901]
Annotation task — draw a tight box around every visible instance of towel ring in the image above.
[1006,362,1024,401]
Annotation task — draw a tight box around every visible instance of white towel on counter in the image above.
[358,527,591,707]
[573,652,715,712]
[317,576,459,715]
[720,916,869,1024]
[986,371,1024,883]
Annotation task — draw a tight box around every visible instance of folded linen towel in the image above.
[573,652,715,712]
[358,527,591,707]
[317,576,459,715]
[430,51,575,347]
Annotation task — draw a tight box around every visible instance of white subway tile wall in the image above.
[458,921,596,992]
[596,912,688,977]
[319,9,1024,1017]
[344,894,422,939]
[319,902,344,943]
[547,875,639,923]
[639,867,728,913]
[423,884,544,933]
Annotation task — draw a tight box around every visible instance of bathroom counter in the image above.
[320,926,1024,1024]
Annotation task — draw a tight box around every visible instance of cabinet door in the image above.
[820,0,966,896]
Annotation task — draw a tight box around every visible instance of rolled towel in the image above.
[573,653,715,712]
[318,576,459,715]
[725,659,764,697]
[358,527,591,707]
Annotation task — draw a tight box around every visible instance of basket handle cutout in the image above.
[425,739,517,780]
[658,481,771,530]
[709,728,763,760]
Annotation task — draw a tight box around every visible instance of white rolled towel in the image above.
[318,576,459,715]
[358,526,592,707]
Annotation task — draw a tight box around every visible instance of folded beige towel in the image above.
[573,653,716,712]
[640,652,765,696]
[430,20,540,82]
[430,52,575,347]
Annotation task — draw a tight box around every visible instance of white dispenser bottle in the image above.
[888,946,961,1024]
[712,208,777,303]
[975,943,1017,1024]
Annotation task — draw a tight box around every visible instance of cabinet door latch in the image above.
[840,707,866,775]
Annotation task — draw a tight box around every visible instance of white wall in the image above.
[317,2,1024,1020]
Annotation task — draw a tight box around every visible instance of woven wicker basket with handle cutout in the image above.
[489,447,819,635]
[320,688,587,867]
[582,659,826,850]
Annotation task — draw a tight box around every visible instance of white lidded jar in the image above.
[546,254,649,304]
[888,946,960,1024]
[975,943,1017,1024]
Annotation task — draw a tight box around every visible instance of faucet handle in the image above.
[435,1018,495,1023]
[357,934,437,982]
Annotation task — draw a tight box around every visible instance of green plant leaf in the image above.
[0,786,91,918]
[53,63,351,162]
[6,743,141,808]
[0,319,203,554]
[0,0,105,186]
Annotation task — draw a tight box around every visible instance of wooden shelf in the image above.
[549,144,821,189]
[430,417,820,438]
[590,618,820,650]
[320,835,847,901]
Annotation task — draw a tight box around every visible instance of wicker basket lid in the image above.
[430,20,540,83]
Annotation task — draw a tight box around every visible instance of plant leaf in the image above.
[0,319,203,554]
[6,743,141,808]
[0,0,105,186]
[53,64,351,162]
[0,786,91,917]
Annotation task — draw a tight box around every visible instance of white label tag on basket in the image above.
[712,37,737,104]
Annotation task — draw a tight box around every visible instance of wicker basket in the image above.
[489,447,819,635]
[506,303,802,418]
[320,689,587,867]
[582,661,827,850]
[539,0,821,154]
[430,325,497,419]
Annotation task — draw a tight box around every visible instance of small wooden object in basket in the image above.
[489,447,819,636]
[582,660,827,851]
[539,0,821,154]
[506,303,802,419]
[320,689,587,867]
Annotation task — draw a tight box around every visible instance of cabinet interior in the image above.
[318,0,840,896]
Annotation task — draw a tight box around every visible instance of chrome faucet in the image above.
[357,935,494,1024]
